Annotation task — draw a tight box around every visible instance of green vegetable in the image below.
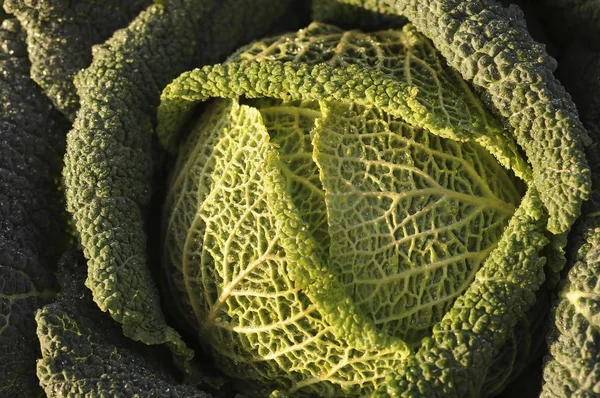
[62,0,292,369]
[3,0,151,119]
[312,0,592,235]
[0,14,68,397]
[36,250,211,398]
[0,1,595,396]
[159,22,551,397]
[540,6,600,395]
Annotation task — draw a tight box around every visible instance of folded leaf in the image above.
[0,15,68,397]
[312,0,591,234]
[541,17,600,396]
[3,0,151,119]
[36,251,211,398]
[63,0,292,368]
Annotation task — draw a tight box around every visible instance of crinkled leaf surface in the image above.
[312,0,591,234]
[164,98,548,396]
[161,23,550,396]
[63,0,291,367]
[36,251,211,398]
[3,0,151,119]
[313,101,521,345]
[0,16,68,397]
[542,208,600,397]
[541,18,600,397]
[161,23,531,184]
[166,98,414,396]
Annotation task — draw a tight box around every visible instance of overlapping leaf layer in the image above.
[161,23,549,396]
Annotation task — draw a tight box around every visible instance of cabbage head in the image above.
[158,23,554,397]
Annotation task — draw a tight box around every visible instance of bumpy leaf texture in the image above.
[3,0,151,119]
[0,14,68,398]
[312,0,591,235]
[541,4,600,395]
[63,0,292,368]
[160,23,550,397]
[543,134,600,396]
[159,24,531,183]
[542,207,600,397]
[36,250,211,398]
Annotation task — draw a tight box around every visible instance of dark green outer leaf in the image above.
[0,16,68,397]
[542,200,600,397]
[541,37,600,398]
[63,0,291,366]
[36,250,211,398]
[482,282,550,397]
[3,0,151,119]
[313,0,592,235]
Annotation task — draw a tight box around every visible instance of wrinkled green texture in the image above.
[483,291,550,397]
[0,15,68,397]
[542,208,600,397]
[160,22,549,397]
[543,134,600,396]
[3,0,151,119]
[62,0,291,367]
[159,25,531,183]
[0,1,590,396]
[313,0,591,235]
[541,10,600,395]
[36,250,211,398]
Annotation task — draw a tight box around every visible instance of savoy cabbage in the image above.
[0,0,599,397]
[157,20,549,397]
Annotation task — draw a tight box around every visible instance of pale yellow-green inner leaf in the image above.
[167,99,409,396]
[314,102,520,344]
[162,21,528,396]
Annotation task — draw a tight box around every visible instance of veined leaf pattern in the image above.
[314,102,521,344]
[160,23,531,184]
[161,22,549,397]
[166,99,410,396]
